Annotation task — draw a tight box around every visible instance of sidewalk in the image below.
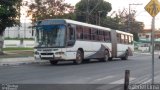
[134,51,160,55]
[0,57,48,66]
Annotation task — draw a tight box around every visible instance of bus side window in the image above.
[83,27,91,40]
[76,25,83,40]
[129,36,131,44]
[125,35,128,44]
[68,24,75,40]
[99,30,104,41]
[117,34,121,43]
[104,31,110,42]
[131,36,133,44]
[127,35,130,44]
[91,28,97,41]
[121,34,125,44]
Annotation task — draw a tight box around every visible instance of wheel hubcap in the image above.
[76,52,82,63]
[104,51,109,61]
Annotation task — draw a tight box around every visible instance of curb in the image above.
[0,61,49,66]
[134,52,159,55]
[0,57,48,66]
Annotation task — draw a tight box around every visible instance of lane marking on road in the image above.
[92,76,115,82]
[130,71,160,84]
[142,79,151,84]
[110,77,136,84]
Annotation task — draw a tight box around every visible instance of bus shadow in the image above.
[50,59,123,66]
[34,58,128,67]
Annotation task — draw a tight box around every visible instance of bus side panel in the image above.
[66,40,112,60]
[89,42,112,59]
[117,44,134,57]
[117,44,128,57]
[111,30,117,58]
[65,41,95,60]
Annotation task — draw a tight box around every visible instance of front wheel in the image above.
[74,50,83,64]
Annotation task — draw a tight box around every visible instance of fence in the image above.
[3,40,34,48]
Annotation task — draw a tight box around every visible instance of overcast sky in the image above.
[65,0,160,29]
[21,0,160,29]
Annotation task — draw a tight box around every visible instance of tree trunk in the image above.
[0,35,4,55]
[0,26,6,55]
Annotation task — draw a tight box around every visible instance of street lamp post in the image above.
[86,0,89,23]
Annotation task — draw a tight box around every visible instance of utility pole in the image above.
[24,18,26,39]
[128,3,142,32]
[87,0,102,23]
[18,1,21,39]
[98,11,102,26]
[86,0,89,23]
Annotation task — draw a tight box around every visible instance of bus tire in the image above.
[121,51,128,60]
[74,50,83,64]
[100,50,109,62]
[49,60,58,65]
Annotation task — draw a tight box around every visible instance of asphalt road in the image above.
[0,53,160,85]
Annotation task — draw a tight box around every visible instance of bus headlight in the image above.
[55,52,65,55]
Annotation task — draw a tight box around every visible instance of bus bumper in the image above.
[34,51,76,61]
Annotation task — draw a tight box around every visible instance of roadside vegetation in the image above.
[0,47,33,58]
[3,47,33,51]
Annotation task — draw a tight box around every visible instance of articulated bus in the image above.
[34,19,134,65]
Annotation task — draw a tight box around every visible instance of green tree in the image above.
[26,0,74,23]
[112,9,144,41]
[75,0,112,25]
[0,0,22,54]
[100,15,124,30]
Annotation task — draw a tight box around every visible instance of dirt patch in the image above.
[0,50,34,58]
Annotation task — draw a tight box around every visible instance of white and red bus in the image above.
[34,19,134,65]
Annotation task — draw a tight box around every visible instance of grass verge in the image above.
[3,47,33,51]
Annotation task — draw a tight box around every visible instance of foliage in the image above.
[75,0,112,24]
[26,0,74,23]
[100,16,124,30]
[0,0,22,35]
[5,37,34,40]
[3,47,33,51]
[108,9,144,41]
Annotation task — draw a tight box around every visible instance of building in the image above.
[138,29,160,51]
[4,23,34,39]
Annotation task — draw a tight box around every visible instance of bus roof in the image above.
[64,19,112,31]
[116,30,133,36]
[37,19,133,36]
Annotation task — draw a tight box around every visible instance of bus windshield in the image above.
[35,25,66,48]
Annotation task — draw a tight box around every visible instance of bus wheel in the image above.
[100,50,109,62]
[74,50,83,64]
[49,60,58,65]
[121,51,128,60]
